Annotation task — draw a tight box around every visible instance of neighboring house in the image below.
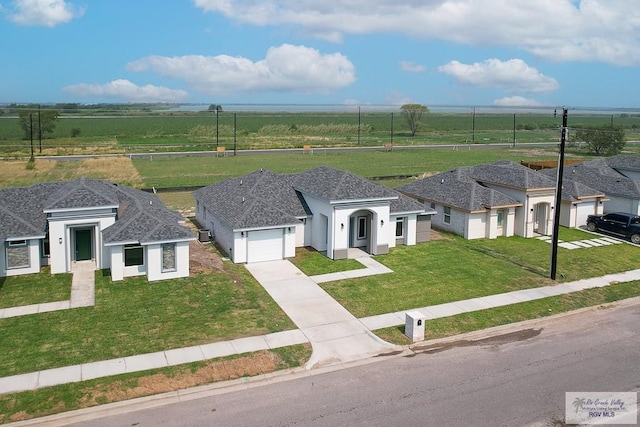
[540,155,640,215]
[193,166,435,263]
[0,178,194,281]
[398,161,605,239]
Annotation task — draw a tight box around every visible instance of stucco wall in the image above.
[146,241,190,281]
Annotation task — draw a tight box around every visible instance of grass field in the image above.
[2,110,639,156]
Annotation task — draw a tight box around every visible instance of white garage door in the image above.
[576,202,595,228]
[247,229,284,263]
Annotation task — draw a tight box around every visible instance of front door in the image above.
[75,228,92,261]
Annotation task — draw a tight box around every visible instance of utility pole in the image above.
[38,104,42,153]
[357,106,361,145]
[390,112,394,146]
[233,112,237,156]
[471,107,476,144]
[215,108,219,148]
[29,113,34,160]
[512,113,516,148]
[550,107,568,280]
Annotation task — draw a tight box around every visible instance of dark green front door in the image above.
[75,229,92,261]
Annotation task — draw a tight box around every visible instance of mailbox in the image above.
[405,311,426,343]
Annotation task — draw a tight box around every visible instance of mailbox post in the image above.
[405,311,426,342]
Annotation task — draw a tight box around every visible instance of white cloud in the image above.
[438,58,559,93]
[494,96,543,107]
[7,0,84,27]
[62,79,189,102]
[399,61,426,73]
[126,44,356,95]
[193,0,640,66]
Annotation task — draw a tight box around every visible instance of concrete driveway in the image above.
[245,260,400,369]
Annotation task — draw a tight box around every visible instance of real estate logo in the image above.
[565,392,637,425]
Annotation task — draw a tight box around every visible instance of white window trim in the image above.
[161,243,177,273]
[443,206,451,224]
[6,240,30,270]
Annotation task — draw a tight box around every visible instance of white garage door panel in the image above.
[576,203,594,227]
[247,229,284,263]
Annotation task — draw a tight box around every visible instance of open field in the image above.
[2,110,639,156]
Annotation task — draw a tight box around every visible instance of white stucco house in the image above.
[193,166,435,263]
[397,161,605,240]
[0,178,194,281]
[540,155,640,216]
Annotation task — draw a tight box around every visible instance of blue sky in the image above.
[1,0,639,108]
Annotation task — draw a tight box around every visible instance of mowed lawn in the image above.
[0,263,295,378]
[320,228,640,318]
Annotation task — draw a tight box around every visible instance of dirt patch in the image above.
[75,157,143,187]
[429,229,451,241]
[185,218,224,274]
[409,328,543,355]
[82,351,281,406]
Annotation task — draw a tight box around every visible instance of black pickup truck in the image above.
[586,212,640,244]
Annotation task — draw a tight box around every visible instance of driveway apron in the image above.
[245,260,399,369]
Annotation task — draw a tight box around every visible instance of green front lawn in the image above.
[376,280,640,344]
[320,228,640,318]
[289,247,363,276]
[0,263,295,377]
[0,268,71,308]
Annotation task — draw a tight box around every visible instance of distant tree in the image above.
[208,104,223,113]
[576,125,626,155]
[400,104,429,136]
[18,107,59,140]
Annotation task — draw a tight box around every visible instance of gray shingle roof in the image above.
[0,178,192,244]
[397,167,522,212]
[294,166,399,202]
[194,166,425,230]
[604,155,640,172]
[541,159,640,198]
[470,161,556,189]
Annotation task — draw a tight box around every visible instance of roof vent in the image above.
[149,200,153,205]
[260,168,263,172]
[441,179,444,184]
[242,197,245,203]
[240,179,243,185]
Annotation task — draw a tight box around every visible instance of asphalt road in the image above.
[63,301,640,427]
[35,142,564,161]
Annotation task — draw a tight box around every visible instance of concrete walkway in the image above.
[0,261,96,320]
[245,257,399,370]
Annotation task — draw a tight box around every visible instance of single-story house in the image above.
[540,155,640,215]
[397,161,605,239]
[193,166,435,263]
[0,177,194,281]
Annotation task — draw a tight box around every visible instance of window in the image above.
[41,234,50,258]
[6,240,29,269]
[357,216,367,239]
[124,244,144,267]
[430,203,436,210]
[497,211,504,227]
[162,243,176,272]
[443,206,451,224]
[395,218,404,238]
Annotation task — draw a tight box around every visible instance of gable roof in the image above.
[397,167,522,212]
[0,178,193,244]
[194,166,427,230]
